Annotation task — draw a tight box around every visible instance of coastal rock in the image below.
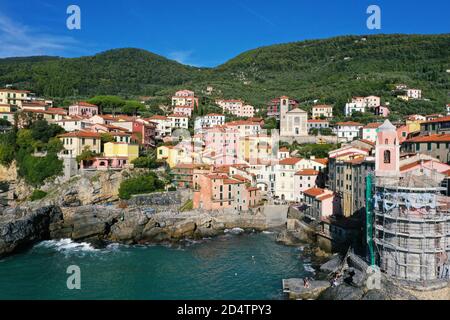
[0,206,63,257]
[319,254,342,273]
[283,278,330,300]
[108,209,149,243]
[318,284,365,300]
[171,221,197,238]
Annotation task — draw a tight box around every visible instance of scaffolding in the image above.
[372,175,450,287]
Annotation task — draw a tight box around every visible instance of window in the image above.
[384,150,391,164]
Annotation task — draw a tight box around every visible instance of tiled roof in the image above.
[312,104,332,109]
[363,122,382,129]
[303,187,326,197]
[311,158,329,165]
[295,169,319,176]
[168,113,189,118]
[75,101,98,107]
[422,115,450,124]
[279,157,301,165]
[358,139,376,146]
[148,115,168,121]
[58,131,101,138]
[404,134,450,143]
[336,121,363,127]
[308,119,329,123]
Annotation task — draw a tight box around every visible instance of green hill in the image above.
[0,34,449,117]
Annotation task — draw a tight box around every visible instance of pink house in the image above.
[80,156,129,170]
[374,105,390,118]
[203,126,240,165]
[173,105,194,117]
[302,187,336,220]
[396,124,410,143]
[69,102,99,117]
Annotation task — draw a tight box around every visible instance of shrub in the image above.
[30,189,47,201]
[118,172,165,200]
[18,154,63,186]
[168,186,177,191]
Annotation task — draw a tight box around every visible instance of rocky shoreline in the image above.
[0,203,271,259]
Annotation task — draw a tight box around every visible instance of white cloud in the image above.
[0,13,78,58]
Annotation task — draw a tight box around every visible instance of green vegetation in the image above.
[131,155,161,169]
[0,35,448,118]
[76,146,99,163]
[0,120,64,186]
[290,143,339,158]
[118,172,165,200]
[30,189,47,201]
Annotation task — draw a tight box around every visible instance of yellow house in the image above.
[104,142,139,162]
[157,145,192,168]
[0,104,12,112]
[405,120,422,133]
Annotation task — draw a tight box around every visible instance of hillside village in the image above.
[1,81,450,288]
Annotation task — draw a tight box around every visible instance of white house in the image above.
[280,106,308,137]
[55,119,92,132]
[345,102,365,116]
[274,157,302,202]
[168,113,189,130]
[407,89,422,100]
[312,105,333,119]
[194,113,225,132]
[334,122,363,142]
[147,115,172,137]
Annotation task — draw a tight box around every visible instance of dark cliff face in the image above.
[0,206,63,258]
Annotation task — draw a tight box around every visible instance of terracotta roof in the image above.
[363,122,382,129]
[336,121,363,127]
[279,157,301,165]
[344,157,366,165]
[148,115,168,121]
[312,104,332,109]
[279,147,289,152]
[308,119,329,123]
[422,115,450,124]
[225,120,262,127]
[246,186,259,192]
[358,139,376,146]
[317,193,334,201]
[295,169,319,176]
[232,174,249,182]
[74,101,98,107]
[404,134,450,143]
[311,158,329,165]
[400,160,426,172]
[224,178,241,185]
[303,187,326,197]
[205,113,224,117]
[168,113,189,118]
[0,89,30,93]
[207,174,229,180]
[58,131,101,138]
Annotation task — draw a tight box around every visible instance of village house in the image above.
[20,108,67,124]
[361,123,382,142]
[333,122,363,142]
[294,169,319,202]
[68,102,99,117]
[274,157,302,202]
[402,134,450,163]
[58,131,101,158]
[406,88,422,99]
[344,102,365,116]
[103,142,139,162]
[194,113,225,132]
[171,163,211,188]
[147,115,172,139]
[192,171,261,212]
[110,118,156,148]
[302,187,336,221]
[168,113,189,130]
[55,118,92,132]
[173,105,194,118]
[171,90,199,108]
[307,119,329,133]
[420,116,450,135]
[216,99,255,118]
[311,104,333,119]
[0,89,31,108]
[373,105,390,118]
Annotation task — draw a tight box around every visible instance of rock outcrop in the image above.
[0,206,63,258]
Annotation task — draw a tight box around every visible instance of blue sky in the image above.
[0,0,448,67]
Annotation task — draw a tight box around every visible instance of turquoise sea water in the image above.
[0,232,312,300]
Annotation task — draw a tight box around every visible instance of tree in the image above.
[30,120,64,143]
[76,146,99,163]
[46,137,64,154]
[118,173,165,200]
[122,100,146,115]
